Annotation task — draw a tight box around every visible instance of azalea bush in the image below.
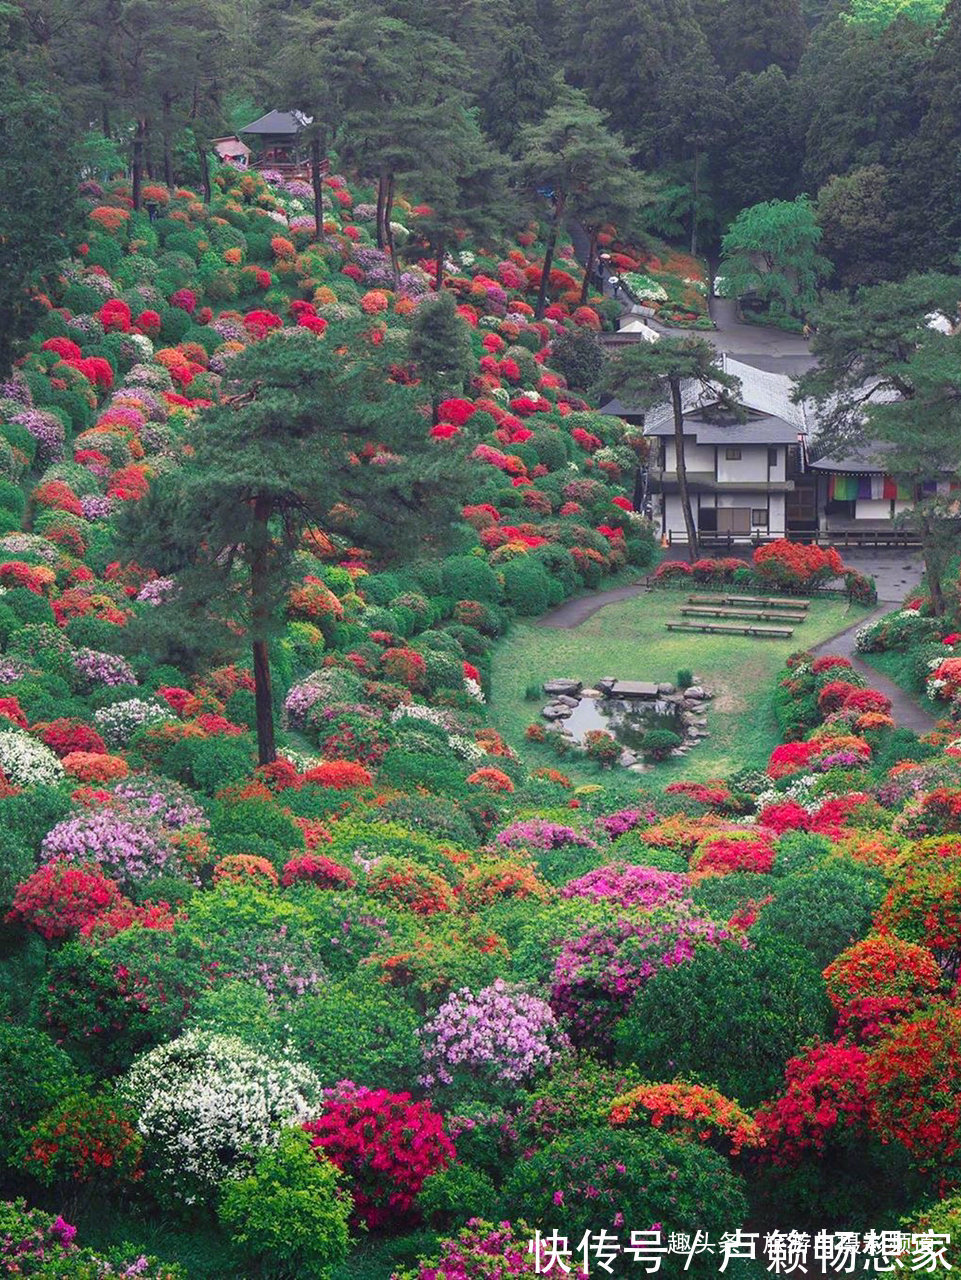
[304,1082,455,1229]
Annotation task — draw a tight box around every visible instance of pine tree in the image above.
[119,326,469,763]
[407,291,473,422]
[597,338,739,558]
[518,81,638,320]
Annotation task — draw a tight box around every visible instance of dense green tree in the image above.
[694,0,806,77]
[561,0,710,161]
[796,272,961,449]
[864,333,961,615]
[796,16,931,191]
[714,67,803,214]
[719,196,831,319]
[891,0,961,270]
[119,326,469,763]
[815,165,897,288]
[845,0,947,27]
[597,337,739,557]
[517,81,637,319]
[407,290,474,422]
[321,12,471,281]
[0,84,80,376]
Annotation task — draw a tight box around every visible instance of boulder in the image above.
[543,679,582,696]
[542,702,572,720]
[555,694,581,708]
[657,682,676,695]
[683,686,706,700]
[618,750,638,767]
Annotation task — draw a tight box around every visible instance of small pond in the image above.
[562,695,683,751]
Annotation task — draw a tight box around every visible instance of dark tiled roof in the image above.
[240,110,312,136]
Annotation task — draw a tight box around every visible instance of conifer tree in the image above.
[407,291,473,422]
[120,326,468,763]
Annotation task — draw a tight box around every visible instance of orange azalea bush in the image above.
[62,752,129,783]
[466,767,515,793]
[608,1081,762,1157]
[212,854,279,890]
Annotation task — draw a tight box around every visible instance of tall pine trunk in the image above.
[250,496,276,764]
[671,376,699,558]
[434,233,445,291]
[919,511,946,616]
[132,118,146,211]
[310,134,324,240]
[580,226,598,304]
[535,191,565,321]
[162,94,174,189]
[690,147,700,257]
[375,171,388,249]
[197,136,211,204]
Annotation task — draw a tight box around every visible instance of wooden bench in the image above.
[687,594,810,609]
[667,620,795,638]
[681,606,808,624]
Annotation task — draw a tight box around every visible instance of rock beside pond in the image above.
[581,688,603,699]
[542,702,572,720]
[555,694,581,708]
[683,686,707,700]
[658,682,675,695]
[543,678,582,696]
[597,677,616,693]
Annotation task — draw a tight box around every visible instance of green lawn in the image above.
[490,591,871,783]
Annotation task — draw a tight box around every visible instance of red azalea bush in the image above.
[690,829,776,875]
[380,647,427,691]
[867,1004,961,1172]
[367,858,456,915]
[654,560,693,582]
[608,1081,761,1157]
[18,1092,143,1188]
[753,541,845,589]
[6,860,126,940]
[817,680,862,715]
[281,854,357,890]
[758,801,811,834]
[665,780,733,809]
[756,1041,873,1165]
[811,655,853,675]
[841,687,892,715]
[823,935,943,1040]
[304,1083,455,1228]
[0,696,27,728]
[466,767,515,793]
[302,760,373,790]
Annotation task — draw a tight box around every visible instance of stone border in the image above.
[540,678,712,770]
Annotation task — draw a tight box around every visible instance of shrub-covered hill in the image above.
[1,165,961,1278]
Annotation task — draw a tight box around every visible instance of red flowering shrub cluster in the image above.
[304,1083,455,1228]
[753,540,845,589]
[823,935,942,1040]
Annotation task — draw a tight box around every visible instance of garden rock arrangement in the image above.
[541,677,712,767]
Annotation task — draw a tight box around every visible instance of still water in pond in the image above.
[562,696,682,750]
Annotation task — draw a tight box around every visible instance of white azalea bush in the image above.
[0,729,64,787]
[121,1030,323,1206]
[94,698,173,747]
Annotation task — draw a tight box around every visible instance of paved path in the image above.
[538,580,652,629]
[810,607,936,735]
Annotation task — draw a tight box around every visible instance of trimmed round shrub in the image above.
[217,1127,351,1280]
[615,935,832,1106]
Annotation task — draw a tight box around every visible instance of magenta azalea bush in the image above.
[560,864,690,909]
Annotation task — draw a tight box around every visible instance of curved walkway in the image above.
[810,607,935,734]
[540,582,936,733]
[538,579,652,629]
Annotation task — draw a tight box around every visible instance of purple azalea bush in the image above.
[40,809,178,886]
[420,980,570,1092]
[550,910,747,1046]
[72,648,138,688]
[560,865,691,911]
